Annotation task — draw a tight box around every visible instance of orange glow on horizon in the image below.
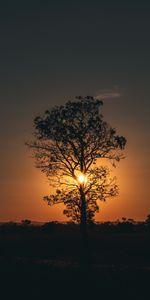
[0,145,149,223]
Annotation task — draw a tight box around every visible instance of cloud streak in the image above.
[95,91,121,100]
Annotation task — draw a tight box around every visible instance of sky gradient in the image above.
[0,0,150,222]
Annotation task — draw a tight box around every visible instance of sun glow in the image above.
[77,173,87,185]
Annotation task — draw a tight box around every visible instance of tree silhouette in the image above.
[27,96,126,241]
[145,214,150,229]
[21,219,31,226]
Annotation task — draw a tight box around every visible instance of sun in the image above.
[77,173,87,184]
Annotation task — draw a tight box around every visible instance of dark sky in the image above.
[0,0,150,221]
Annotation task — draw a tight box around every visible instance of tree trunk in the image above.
[80,185,87,245]
[79,185,89,271]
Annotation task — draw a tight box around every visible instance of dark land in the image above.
[0,220,150,299]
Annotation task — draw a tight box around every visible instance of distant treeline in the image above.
[0,215,150,234]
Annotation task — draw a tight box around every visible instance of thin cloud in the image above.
[95,91,121,100]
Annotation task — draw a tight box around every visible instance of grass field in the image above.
[0,222,150,299]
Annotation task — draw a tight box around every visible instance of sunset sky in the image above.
[0,0,150,222]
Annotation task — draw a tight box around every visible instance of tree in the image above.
[21,219,31,226]
[145,214,150,228]
[27,96,126,242]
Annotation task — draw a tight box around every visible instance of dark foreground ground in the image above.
[0,222,150,299]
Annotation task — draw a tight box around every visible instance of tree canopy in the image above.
[28,96,126,225]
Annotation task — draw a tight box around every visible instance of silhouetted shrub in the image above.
[41,221,58,233]
[21,219,31,226]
